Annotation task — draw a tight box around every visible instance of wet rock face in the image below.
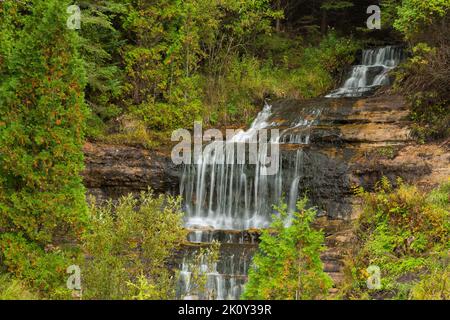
[82,143,179,202]
[280,147,353,219]
[263,94,446,219]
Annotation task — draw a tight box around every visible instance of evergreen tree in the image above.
[0,0,88,294]
[78,1,126,136]
[242,198,332,300]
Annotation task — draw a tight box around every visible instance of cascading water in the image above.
[326,46,404,98]
[177,246,254,300]
[180,103,322,231]
[180,103,278,231]
[177,46,402,300]
[177,104,320,300]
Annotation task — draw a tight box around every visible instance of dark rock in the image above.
[82,142,180,202]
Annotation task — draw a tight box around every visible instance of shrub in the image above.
[201,34,360,128]
[409,261,449,300]
[178,241,220,300]
[81,190,187,300]
[392,0,450,141]
[394,0,450,42]
[310,32,361,81]
[394,43,450,141]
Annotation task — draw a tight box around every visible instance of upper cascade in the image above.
[326,46,404,98]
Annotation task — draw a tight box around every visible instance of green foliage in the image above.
[242,198,332,300]
[79,1,126,137]
[394,42,450,141]
[344,179,450,299]
[0,273,38,300]
[65,0,362,144]
[389,0,450,141]
[379,0,402,30]
[374,146,396,159]
[0,0,88,296]
[101,115,160,149]
[81,190,187,300]
[320,1,354,11]
[306,32,361,79]
[0,233,75,298]
[203,33,360,127]
[117,0,281,133]
[394,0,450,41]
[408,92,450,142]
[409,261,449,300]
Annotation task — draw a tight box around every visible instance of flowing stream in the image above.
[176,46,403,299]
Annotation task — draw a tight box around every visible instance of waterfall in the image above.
[178,103,319,299]
[326,46,404,98]
[177,247,253,300]
[180,103,321,231]
[177,46,403,300]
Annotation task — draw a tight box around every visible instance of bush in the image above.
[394,0,450,42]
[202,33,360,128]
[0,233,75,298]
[395,43,450,141]
[409,261,449,300]
[178,242,220,300]
[242,198,332,300]
[130,99,203,132]
[81,190,187,300]
[310,32,361,80]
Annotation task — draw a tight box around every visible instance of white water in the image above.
[177,250,251,300]
[177,103,316,299]
[326,46,403,98]
[180,102,319,231]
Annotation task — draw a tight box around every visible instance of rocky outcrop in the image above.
[270,95,449,220]
[82,95,448,213]
[82,142,179,202]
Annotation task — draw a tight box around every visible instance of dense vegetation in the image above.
[0,0,448,300]
[389,0,450,140]
[0,0,88,297]
[76,0,368,148]
[344,179,449,299]
[80,0,449,144]
[81,191,187,300]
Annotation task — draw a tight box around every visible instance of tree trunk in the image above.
[321,10,328,35]
[275,0,281,32]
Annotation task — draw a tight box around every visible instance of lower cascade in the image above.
[177,45,403,300]
[177,245,254,300]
